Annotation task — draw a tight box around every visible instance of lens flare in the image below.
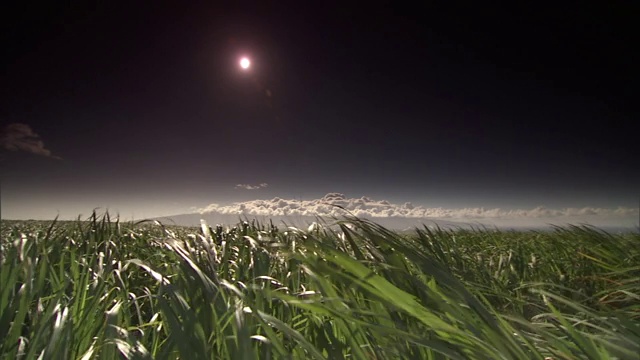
[240,57,251,69]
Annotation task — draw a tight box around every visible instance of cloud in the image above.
[196,193,638,226]
[235,183,268,190]
[0,123,61,159]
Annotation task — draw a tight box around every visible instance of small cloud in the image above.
[0,123,61,160]
[235,183,269,190]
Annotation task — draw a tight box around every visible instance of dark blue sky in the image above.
[1,2,637,219]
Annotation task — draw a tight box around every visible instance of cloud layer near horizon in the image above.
[197,193,637,225]
[0,123,61,159]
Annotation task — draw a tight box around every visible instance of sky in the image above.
[1,2,638,228]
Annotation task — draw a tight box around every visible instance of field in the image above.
[1,213,639,359]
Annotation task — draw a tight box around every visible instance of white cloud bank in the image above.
[0,123,61,159]
[235,183,268,190]
[197,193,638,228]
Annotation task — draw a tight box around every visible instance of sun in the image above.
[240,57,251,69]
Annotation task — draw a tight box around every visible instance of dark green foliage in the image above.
[1,214,638,359]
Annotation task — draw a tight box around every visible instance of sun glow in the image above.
[240,57,251,69]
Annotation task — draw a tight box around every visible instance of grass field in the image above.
[1,213,639,359]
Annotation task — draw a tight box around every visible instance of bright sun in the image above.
[240,57,251,69]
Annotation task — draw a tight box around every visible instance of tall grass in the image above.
[1,213,638,359]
